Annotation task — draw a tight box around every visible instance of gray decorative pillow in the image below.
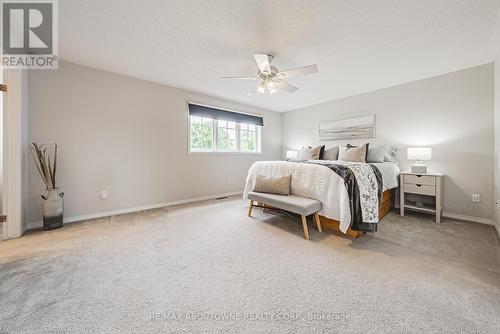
[253,175,291,195]
[338,143,369,162]
[322,146,339,160]
[297,145,323,160]
[384,145,399,162]
[366,146,385,163]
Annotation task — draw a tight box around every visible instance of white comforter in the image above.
[243,160,400,233]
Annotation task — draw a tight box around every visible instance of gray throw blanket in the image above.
[300,161,383,232]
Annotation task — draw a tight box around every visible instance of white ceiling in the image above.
[60,0,500,112]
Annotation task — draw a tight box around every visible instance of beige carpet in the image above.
[1,197,499,333]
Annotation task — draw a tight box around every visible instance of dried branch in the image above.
[30,145,50,188]
[30,142,58,190]
[53,143,57,188]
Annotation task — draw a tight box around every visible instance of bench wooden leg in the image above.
[301,214,310,240]
[248,200,254,217]
[314,212,322,232]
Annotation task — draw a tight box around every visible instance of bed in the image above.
[243,160,400,238]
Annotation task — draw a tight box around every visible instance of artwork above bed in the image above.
[319,114,376,141]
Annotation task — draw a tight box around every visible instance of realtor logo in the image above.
[1,0,58,68]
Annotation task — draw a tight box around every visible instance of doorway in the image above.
[1,68,4,240]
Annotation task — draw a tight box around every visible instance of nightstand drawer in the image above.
[404,174,435,186]
[403,184,435,196]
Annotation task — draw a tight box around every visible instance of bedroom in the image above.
[0,0,499,333]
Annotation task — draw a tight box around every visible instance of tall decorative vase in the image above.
[43,189,64,230]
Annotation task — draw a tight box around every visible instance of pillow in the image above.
[297,145,324,160]
[253,175,291,195]
[322,146,339,160]
[366,146,385,163]
[338,143,369,162]
[384,145,399,162]
[346,143,370,161]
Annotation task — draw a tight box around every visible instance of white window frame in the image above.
[215,119,238,152]
[187,105,262,155]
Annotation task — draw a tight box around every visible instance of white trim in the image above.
[26,191,243,230]
[441,211,495,226]
[2,69,29,239]
[189,151,262,155]
[395,204,495,226]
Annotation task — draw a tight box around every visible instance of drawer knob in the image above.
[416,175,422,177]
[416,184,422,187]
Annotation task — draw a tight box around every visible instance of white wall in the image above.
[28,61,282,224]
[283,64,495,222]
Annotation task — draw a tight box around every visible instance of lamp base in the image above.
[411,164,428,174]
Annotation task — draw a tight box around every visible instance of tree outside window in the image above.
[190,117,261,153]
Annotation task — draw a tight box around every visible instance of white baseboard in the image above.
[26,191,243,230]
[441,211,495,226]
[394,204,494,226]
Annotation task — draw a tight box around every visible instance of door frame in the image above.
[2,69,29,239]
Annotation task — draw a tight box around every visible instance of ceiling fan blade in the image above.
[278,64,318,78]
[220,76,258,80]
[253,54,271,73]
[277,80,298,93]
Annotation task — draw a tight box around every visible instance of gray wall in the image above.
[28,61,282,224]
[283,64,495,221]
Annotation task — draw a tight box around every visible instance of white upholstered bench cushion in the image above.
[248,192,322,216]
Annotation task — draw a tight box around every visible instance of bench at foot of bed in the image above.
[247,189,395,239]
[247,191,322,240]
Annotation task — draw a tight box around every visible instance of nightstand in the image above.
[400,171,443,223]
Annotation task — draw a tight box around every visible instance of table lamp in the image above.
[407,147,432,174]
[286,150,298,160]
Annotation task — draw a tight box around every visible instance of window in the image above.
[190,116,214,151]
[239,123,257,152]
[188,103,263,153]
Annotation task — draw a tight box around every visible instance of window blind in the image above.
[188,103,264,126]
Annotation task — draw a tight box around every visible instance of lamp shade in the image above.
[286,150,298,159]
[407,147,432,161]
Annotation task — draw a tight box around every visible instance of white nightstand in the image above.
[400,171,444,223]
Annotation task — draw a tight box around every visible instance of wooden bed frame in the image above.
[319,189,395,238]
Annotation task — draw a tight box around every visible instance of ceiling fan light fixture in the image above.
[257,83,266,94]
[222,54,318,96]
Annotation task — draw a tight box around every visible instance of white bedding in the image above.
[243,160,400,233]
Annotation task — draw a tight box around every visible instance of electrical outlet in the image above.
[101,190,108,199]
[227,178,232,184]
[472,193,480,203]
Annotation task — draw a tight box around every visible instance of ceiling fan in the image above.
[221,54,318,95]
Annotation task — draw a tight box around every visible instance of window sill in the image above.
[189,151,262,155]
